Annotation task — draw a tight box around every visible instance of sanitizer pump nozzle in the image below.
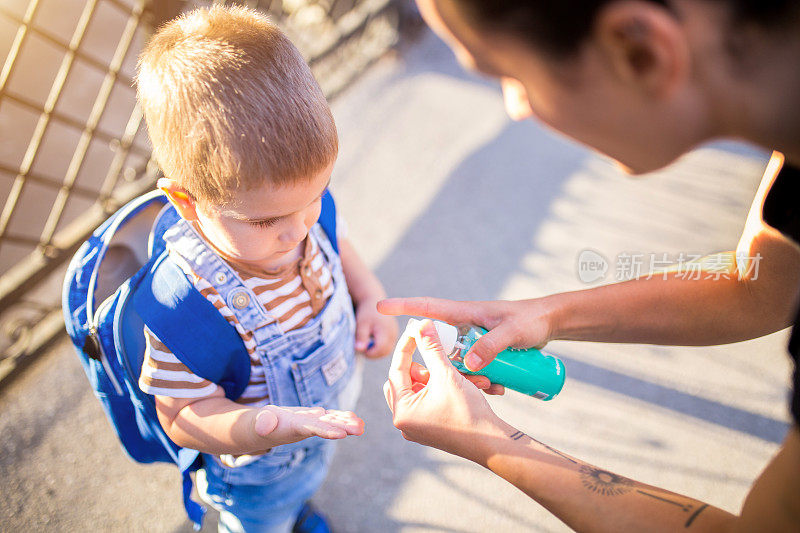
[408,319,566,401]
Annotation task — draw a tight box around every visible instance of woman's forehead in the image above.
[417,0,541,79]
[417,0,484,60]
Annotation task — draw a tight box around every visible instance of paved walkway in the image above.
[0,29,791,532]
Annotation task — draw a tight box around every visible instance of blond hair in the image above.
[136,5,338,205]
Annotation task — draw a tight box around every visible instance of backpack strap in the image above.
[318,189,338,254]
[131,252,251,400]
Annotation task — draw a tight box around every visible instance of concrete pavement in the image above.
[0,28,792,532]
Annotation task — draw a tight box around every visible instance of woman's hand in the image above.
[378,297,555,371]
[383,319,506,463]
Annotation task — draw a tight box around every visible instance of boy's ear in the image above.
[593,1,689,99]
[157,177,199,221]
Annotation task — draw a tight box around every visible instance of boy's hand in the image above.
[354,298,399,358]
[254,405,364,444]
[337,238,397,358]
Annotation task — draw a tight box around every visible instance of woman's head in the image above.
[418,0,800,173]
[445,1,798,57]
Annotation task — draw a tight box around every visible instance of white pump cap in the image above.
[405,318,459,355]
[432,320,459,355]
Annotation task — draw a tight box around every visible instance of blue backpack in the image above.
[62,189,338,529]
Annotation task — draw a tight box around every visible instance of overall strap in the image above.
[131,252,251,400]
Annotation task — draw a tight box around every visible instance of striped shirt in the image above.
[138,231,335,406]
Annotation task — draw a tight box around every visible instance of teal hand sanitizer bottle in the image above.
[428,320,566,400]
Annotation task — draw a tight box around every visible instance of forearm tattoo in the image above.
[510,430,579,465]
[507,430,709,528]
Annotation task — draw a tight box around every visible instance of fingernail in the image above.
[419,322,437,339]
[465,354,484,371]
[405,318,421,331]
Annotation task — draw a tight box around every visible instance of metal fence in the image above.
[0,0,400,386]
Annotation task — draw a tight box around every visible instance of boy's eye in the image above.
[250,218,280,228]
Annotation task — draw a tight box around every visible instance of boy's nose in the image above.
[281,215,308,243]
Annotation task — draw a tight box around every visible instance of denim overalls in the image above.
[162,217,360,533]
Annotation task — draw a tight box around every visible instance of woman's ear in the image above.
[157,177,199,221]
[593,1,689,98]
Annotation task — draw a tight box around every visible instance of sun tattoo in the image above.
[579,466,634,496]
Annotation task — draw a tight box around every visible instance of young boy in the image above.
[134,6,397,532]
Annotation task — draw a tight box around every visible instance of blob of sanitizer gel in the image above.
[410,319,566,400]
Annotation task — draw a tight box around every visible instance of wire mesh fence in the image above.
[0,0,400,386]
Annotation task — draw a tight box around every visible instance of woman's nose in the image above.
[501,77,533,121]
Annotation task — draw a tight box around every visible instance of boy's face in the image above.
[189,162,334,269]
